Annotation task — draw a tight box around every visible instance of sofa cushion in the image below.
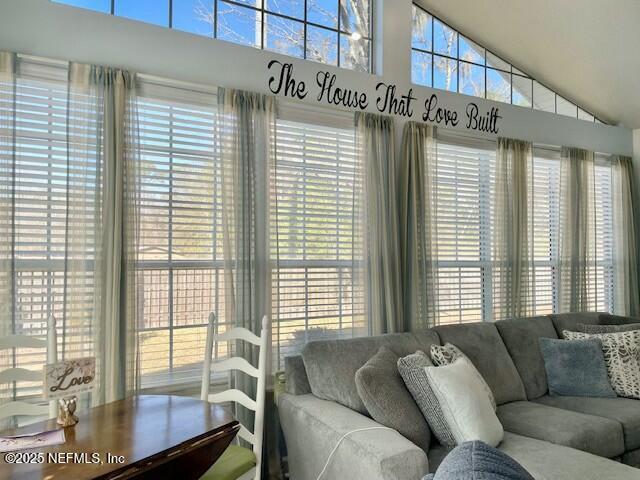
[539,337,616,398]
[284,355,311,395]
[549,312,603,337]
[433,323,526,405]
[622,447,640,468]
[497,400,625,458]
[496,316,558,400]
[534,395,640,450]
[301,331,439,414]
[579,322,640,334]
[355,346,431,452]
[599,313,640,325]
[497,432,640,480]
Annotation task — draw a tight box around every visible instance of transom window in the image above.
[53,0,373,72]
[411,3,603,123]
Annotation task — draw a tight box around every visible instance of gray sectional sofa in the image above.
[278,312,640,479]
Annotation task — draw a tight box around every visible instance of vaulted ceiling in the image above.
[416,0,640,128]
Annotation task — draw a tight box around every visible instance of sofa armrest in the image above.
[278,393,428,480]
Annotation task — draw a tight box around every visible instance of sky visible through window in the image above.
[53,0,372,72]
[411,3,604,123]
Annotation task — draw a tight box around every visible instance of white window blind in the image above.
[434,136,615,324]
[135,79,227,389]
[0,56,95,400]
[271,114,365,369]
[592,157,614,311]
[529,152,560,314]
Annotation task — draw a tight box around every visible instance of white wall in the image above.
[0,0,633,156]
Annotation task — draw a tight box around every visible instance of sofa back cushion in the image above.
[548,312,602,337]
[495,316,558,400]
[302,331,440,414]
[434,323,526,405]
[284,355,312,395]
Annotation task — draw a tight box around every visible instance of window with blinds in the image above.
[0,57,95,400]
[271,115,365,369]
[434,137,615,323]
[135,80,226,389]
[434,138,494,324]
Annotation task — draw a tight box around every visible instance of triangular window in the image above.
[411,3,603,123]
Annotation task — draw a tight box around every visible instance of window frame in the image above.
[53,0,374,72]
[411,3,604,123]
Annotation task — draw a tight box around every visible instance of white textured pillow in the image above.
[430,343,497,411]
[424,357,504,447]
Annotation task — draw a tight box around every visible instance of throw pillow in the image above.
[563,329,640,399]
[355,346,431,452]
[578,322,640,334]
[422,441,534,480]
[424,357,504,447]
[539,337,616,397]
[398,351,457,446]
[430,343,497,411]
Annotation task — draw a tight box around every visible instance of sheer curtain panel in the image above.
[558,147,596,312]
[0,51,16,428]
[493,138,533,319]
[612,155,640,316]
[218,87,274,427]
[68,63,140,405]
[400,121,439,329]
[356,112,403,334]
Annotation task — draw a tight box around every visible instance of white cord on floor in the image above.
[316,427,395,480]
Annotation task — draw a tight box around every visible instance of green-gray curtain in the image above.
[355,112,403,334]
[492,137,533,320]
[68,63,140,405]
[400,121,439,329]
[0,51,16,429]
[612,155,640,316]
[558,146,596,312]
[218,87,274,439]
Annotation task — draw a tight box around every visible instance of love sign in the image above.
[43,357,95,400]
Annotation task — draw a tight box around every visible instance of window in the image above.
[271,114,365,368]
[134,79,226,389]
[0,57,95,400]
[433,135,615,324]
[411,3,603,123]
[133,85,367,381]
[53,0,373,72]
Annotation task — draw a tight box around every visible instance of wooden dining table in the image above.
[0,395,239,480]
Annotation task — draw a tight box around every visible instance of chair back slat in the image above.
[201,314,270,480]
[237,424,256,445]
[0,315,58,422]
[213,327,262,346]
[0,401,49,421]
[208,389,257,412]
[211,357,259,378]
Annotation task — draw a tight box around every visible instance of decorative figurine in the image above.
[57,396,78,427]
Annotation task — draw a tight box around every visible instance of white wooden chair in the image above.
[0,315,58,423]
[200,313,269,480]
